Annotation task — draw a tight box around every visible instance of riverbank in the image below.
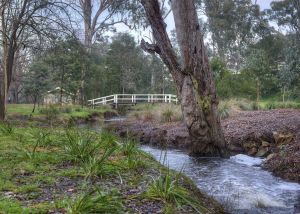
[110,109,300,183]
[0,124,224,213]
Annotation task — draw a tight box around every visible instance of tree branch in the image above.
[140,39,160,54]
[140,0,181,75]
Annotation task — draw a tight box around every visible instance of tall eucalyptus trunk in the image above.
[141,0,228,157]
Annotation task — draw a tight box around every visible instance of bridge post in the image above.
[169,95,171,103]
[148,95,150,103]
[92,99,95,109]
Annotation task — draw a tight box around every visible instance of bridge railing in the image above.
[88,94,178,107]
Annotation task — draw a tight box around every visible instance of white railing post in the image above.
[164,95,167,103]
[104,97,106,104]
[92,99,95,108]
[169,94,171,103]
[148,95,150,102]
[134,95,136,103]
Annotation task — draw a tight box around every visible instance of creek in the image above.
[141,146,300,214]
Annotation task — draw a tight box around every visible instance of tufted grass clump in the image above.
[60,129,101,164]
[264,101,300,110]
[0,121,14,136]
[118,138,146,170]
[218,102,230,119]
[129,103,182,123]
[62,189,123,214]
[162,109,174,123]
[145,168,210,214]
[82,146,118,179]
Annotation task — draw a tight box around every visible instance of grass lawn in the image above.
[0,123,223,213]
[7,104,117,122]
[7,104,39,116]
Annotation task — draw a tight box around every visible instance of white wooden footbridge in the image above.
[88,94,178,108]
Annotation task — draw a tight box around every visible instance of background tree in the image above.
[0,0,72,120]
[204,0,263,70]
[244,49,271,103]
[77,0,131,104]
[44,38,87,104]
[23,61,51,113]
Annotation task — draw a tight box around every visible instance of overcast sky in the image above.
[110,0,277,42]
[256,0,274,10]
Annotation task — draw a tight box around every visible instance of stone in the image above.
[261,141,270,147]
[247,147,257,156]
[243,141,257,150]
[256,147,270,157]
[265,153,275,162]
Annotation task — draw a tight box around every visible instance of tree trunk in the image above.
[141,0,228,157]
[282,86,285,103]
[256,77,260,104]
[0,88,7,121]
[80,0,93,107]
[32,97,37,113]
[0,47,14,120]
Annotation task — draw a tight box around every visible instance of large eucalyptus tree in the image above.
[140,0,229,157]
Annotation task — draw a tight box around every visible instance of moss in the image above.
[197,95,211,114]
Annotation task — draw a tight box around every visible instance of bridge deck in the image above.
[88,94,178,107]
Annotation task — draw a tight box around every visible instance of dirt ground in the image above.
[111,109,300,183]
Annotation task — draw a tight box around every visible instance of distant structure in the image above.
[44,87,74,104]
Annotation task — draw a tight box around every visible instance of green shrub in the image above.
[75,107,82,112]
[238,101,253,111]
[60,106,72,113]
[251,102,261,110]
[264,101,300,110]
[39,105,59,124]
[63,189,123,214]
[265,102,276,109]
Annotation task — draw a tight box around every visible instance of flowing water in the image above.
[141,146,300,214]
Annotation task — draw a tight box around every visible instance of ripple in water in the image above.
[141,146,300,214]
